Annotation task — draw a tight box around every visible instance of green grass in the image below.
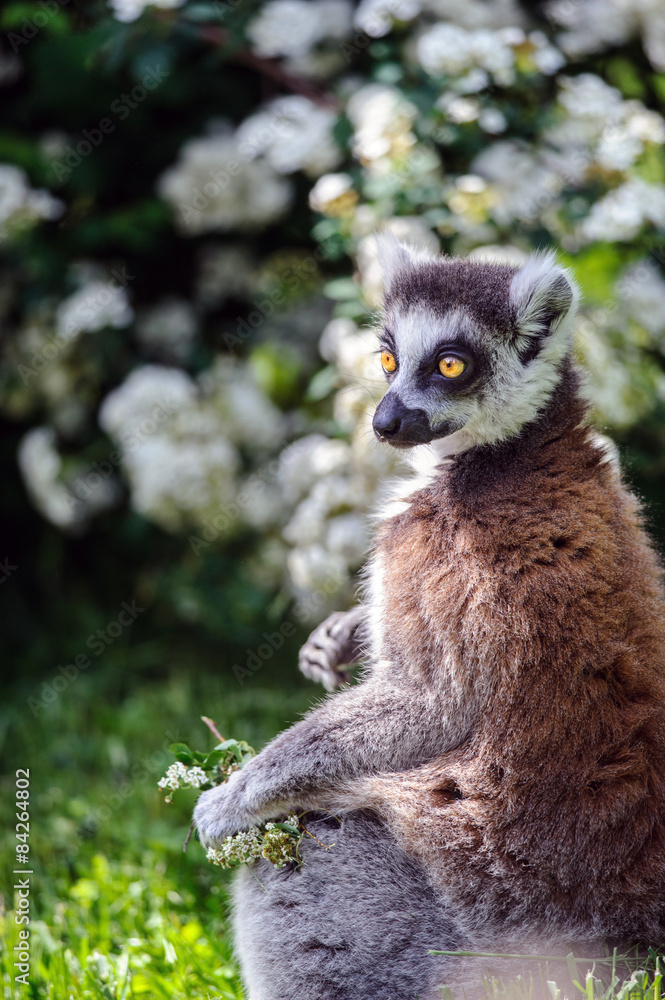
[0,661,314,999]
[1,661,663,999]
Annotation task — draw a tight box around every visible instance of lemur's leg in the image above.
[194,678,443,847]
[232,811,467,1000]
[298,605,367,690]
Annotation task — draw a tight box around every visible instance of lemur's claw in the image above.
[298,611,357,691]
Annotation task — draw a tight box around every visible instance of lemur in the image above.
[195,239,665,1000]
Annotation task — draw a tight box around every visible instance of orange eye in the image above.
[438,356,467,379]
[381,350,397,374]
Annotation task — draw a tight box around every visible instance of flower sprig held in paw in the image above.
[157,729,255,803]
[205,814,302,870]
[157,716,310,869]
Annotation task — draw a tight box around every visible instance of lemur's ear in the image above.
[375,233,435,291]
[509,252,579,359]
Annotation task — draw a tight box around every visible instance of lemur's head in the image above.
[373,237,579,453]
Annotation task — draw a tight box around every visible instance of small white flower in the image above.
[478,108,507,134]
[353,0,422,38]
[346,84,417,164]
[108,0,185,22]
[185,766,208,788]
[157,762,189,791]
[56,279,133,341]
[309,173,354,213]
[247,0,352,59]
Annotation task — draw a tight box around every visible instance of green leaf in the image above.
[178,3,228,21]
[272,823,299,836]
[323,277,360,301]
[305,365,338,402]
[170,743,195,765]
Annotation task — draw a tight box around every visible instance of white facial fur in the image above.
[378,240,579,455]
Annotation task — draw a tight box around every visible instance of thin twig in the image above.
[182,820,195,853]
[201,716,225,743]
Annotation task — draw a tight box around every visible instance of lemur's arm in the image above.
[194,678,443,847]
[298,605,367,690]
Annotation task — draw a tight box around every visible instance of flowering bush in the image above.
[3,0,665,649]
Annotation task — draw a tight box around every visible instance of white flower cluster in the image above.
[576,259,665,428]
[157,762,208,793]
[108,0,185,22]
[618,259,665,338]
[237,96,341,177]
[246,0,352,59]
[0,164,63,243]
[417,25,519,86]
[417,25,563,90]
[205,814,300,869]
[56,279,134,341]
[346,84,418,168]
[580,179,665,244]
[275,309,405,600]
[354,0,526,38]
[18,426,117,531]
[548,0,665,73]
[354,0,423,38]
[470,141,560,228]
[309,173,356,215]
[261,820,301,867]
[206,829,263,868]
[547,74,665,176]
[98,362,285,534]
[278,438,369,596]
[157,129,292,236]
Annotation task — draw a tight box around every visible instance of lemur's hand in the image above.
[193,763,289,847]
[299,606,366,691]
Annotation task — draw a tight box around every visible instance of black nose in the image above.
[374,408,402,438]
[373,393,431,446]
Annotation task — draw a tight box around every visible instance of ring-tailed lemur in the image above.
[195,239,665,1000]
